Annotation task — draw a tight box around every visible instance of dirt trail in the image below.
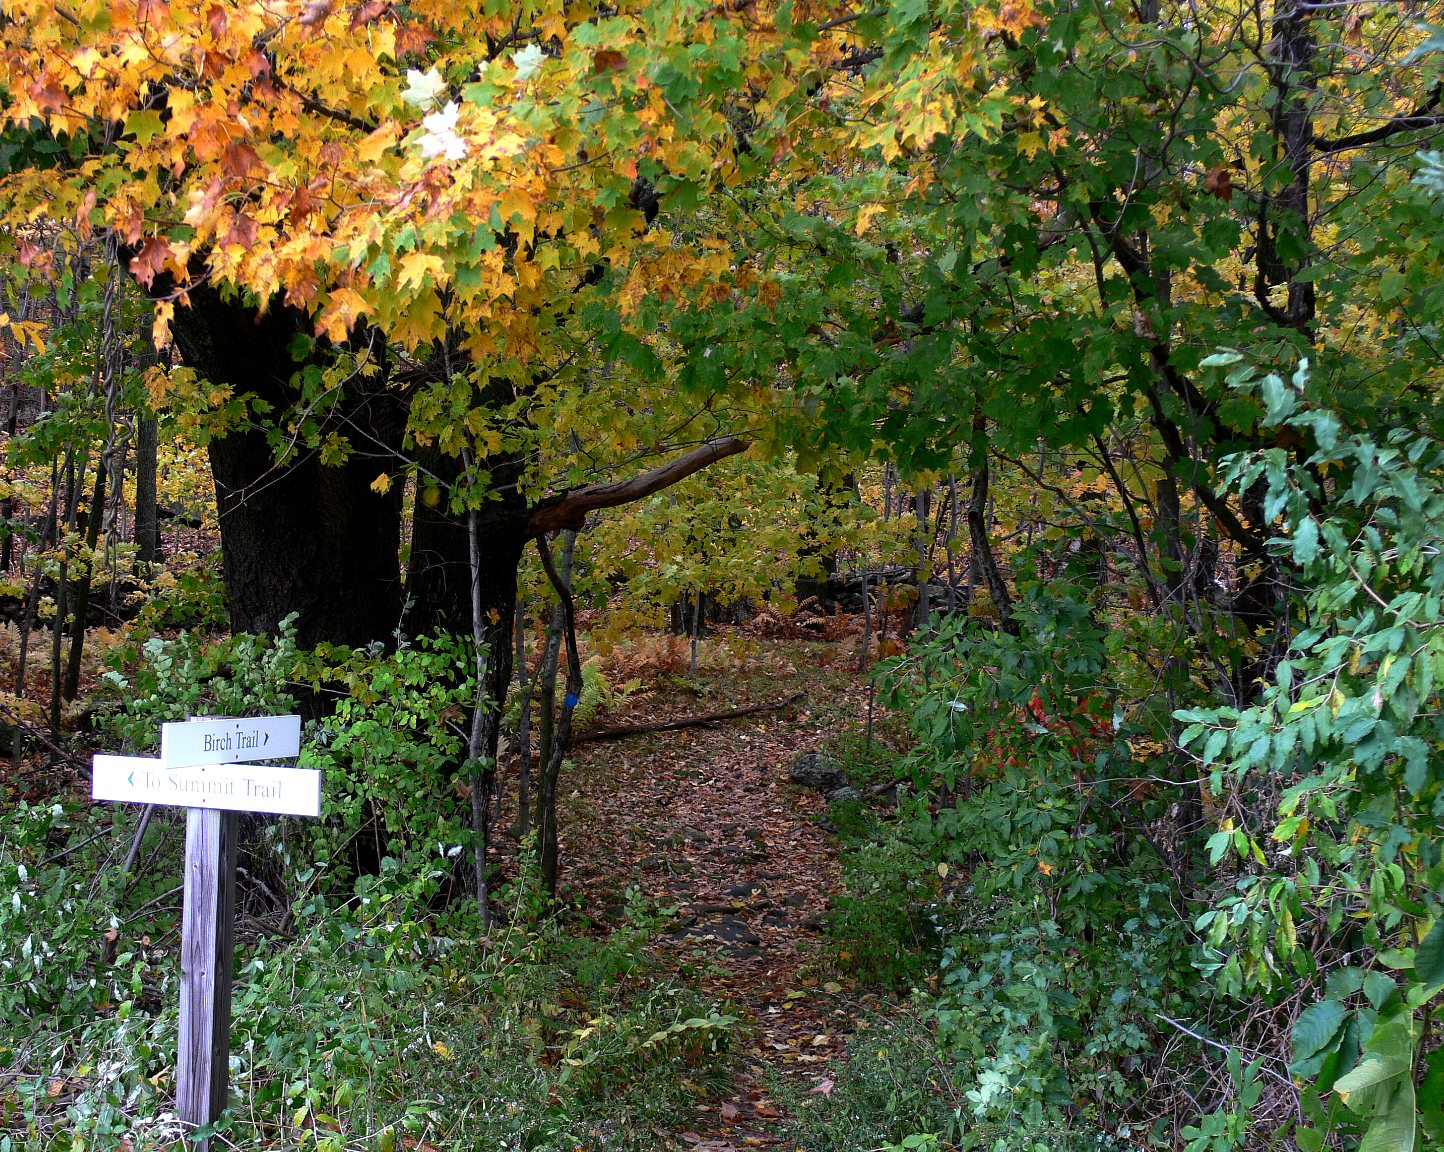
[560,644,870,1149]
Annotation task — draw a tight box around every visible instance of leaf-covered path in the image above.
[558,636,874,1149]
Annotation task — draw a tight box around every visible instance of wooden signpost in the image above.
[92,714,315,1152]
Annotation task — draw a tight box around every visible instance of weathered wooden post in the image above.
[176,807,238,1150]
[93,714,313,1152]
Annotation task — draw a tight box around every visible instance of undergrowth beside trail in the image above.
[0,802,739,1152]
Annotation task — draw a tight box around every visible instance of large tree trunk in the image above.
[169,288,409,649]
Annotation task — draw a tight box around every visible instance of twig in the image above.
[1155,1013,1302,1108]
[120,804,156,876]
[0,700,83,766]
[40,826,113,868]
[122,883,183,924]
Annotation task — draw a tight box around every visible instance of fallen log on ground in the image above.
[574,692,804,744]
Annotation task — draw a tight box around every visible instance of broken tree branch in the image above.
[524,437,749,537]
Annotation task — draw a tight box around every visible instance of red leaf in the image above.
[299,0,333,26]
[222,140,261,178]
[350,0,389,29]
[128,237,169,288]
[395,21,437,54]
[593,49,627,73]
[27,75,65,114]
[223,212,259,250]
[1203,165,1233,201]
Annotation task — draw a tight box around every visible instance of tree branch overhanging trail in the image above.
[524,436,749,537]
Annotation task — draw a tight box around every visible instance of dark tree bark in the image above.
[511,598,534,839]
[169,287,409,649]
[535,531,581,895]
[966,410,1016,634]
[134,414,159,566]
[1,378,20,574]
[404,449,526,645]
[62,459,106,700]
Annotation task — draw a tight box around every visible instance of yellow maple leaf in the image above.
[315,288,368,343]
[357,124,399,165]
[855,203,884,236]
[1017,131,1044,159]
[370,473,392,495]
[152,300,174,350]
[398,249,445,293]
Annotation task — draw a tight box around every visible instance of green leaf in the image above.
[1203,727,1228,764]
[1405,23,1444,61]
[1420,1049,1444,1143]
[1415,919,1444,986]
[1336,1051,1407,1101]
[1291,1000,1347,1077]
[123,109,164,144]
[1358,1082,1417,1152]
[1293,516,1320,565]
[1337,1008,1416,1130]
[1200,350,1245,368]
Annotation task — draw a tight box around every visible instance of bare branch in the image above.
[1311,83,1443,155]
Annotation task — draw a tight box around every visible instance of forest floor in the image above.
[551,623,887,1150]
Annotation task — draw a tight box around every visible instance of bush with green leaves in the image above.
[1178,355,1444,1152]
[100,616,304,752]
[101,623,484,885]
[0,800,183,1152]
[783,1007,961,1152]
[221,860,737,1151]
[0,802,120,1028]
[299,632,478,881]
[877,590,1202,1141]
[2,812,737,1152]
[132,550,229,633]
[826,835,940,989]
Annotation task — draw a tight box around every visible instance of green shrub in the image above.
[0,801,180,1152]
[101,624,482,885]
[783,1007,960,1152]
[1178,356,1444,1151]
[226,865,738,1151]
[0,803,120,1028]
[100,617,304,751]
[299,633,477,881]
[5,838,739,1152]
[876,588,1204,1141]
[132,550,229,633]
[826,836,940,989]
